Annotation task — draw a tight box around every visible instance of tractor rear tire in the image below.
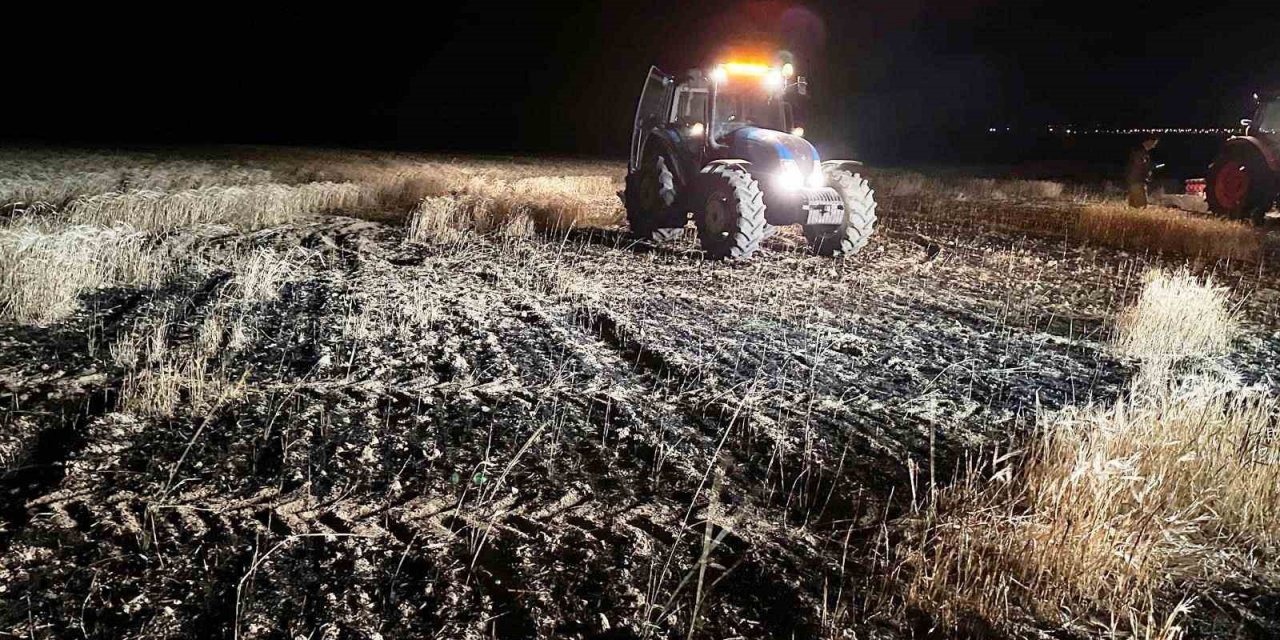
[804,169,877,256]
[695,165,767,260]
[1207,145,1276,225]
[626,155,686,242]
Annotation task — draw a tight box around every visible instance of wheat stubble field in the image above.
[1,146,1279,639]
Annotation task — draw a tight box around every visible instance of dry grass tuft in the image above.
[407,195,533,243]
[407,174,622,242]
[62,182,363,231]
[1114,269,1237,362]
[897,270,1271,638]
[113,285,258,418]
[962,178,1066,201]
[901,381,1277,636]
[349,164,472,215]
[510,175,622,230]
[117,324,247,417]
[228,248,305,302]
[0,150,280,209]
[0,224,175,324]
[1076,204,1260,262]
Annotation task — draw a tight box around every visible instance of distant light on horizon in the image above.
[985,124,1240,136]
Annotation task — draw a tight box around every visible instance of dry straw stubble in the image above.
[897,268,1271,639]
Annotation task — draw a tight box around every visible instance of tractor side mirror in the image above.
[1241,118,1253,128]
[796,76,808,96]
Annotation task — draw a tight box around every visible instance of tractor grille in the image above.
[801,188,845,225]
[801,188,844,207]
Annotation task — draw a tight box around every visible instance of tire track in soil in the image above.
[0,214,1178,638]
[0,271,235,549]
[0,224,382,633]
[510,284,872,635]
[505,246,1136,636]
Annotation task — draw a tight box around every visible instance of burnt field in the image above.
[2,148,1279,639]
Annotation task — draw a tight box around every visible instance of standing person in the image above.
[1126,134,1160,208]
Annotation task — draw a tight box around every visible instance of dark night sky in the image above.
[4,1,1277,161]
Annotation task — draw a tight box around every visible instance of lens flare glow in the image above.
[723,62,770,76]
[763,70,784,91]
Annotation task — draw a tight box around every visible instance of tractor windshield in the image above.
[713,88,786,140]
[1256,100,1280,134]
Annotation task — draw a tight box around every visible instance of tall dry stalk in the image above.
[1113,268,1237,362]
[406,174,621,242]
[1076,204,1260,262]
[62,182,362,231]
[896,267,1268,638]
[0,223,174,324]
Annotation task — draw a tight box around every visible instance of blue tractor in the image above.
[624,58,876,259]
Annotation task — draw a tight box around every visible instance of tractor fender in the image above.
[821,160,865,174]
[1220,136,1280,176]
[701,159,754,174]
[638,129,693,191]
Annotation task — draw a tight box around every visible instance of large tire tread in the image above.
[626,155,686,241]
[696,165,768,260]
[804,170,877,256]
[1207,146,1277,224]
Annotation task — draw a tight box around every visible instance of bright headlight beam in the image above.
[777,161,805,190]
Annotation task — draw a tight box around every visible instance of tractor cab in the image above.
[706,62,799,142]
[628,62,806,177]
[624,55,875,260]
[1246,94,1280,136]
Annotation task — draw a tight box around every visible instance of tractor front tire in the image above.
[804,169,877,256]
[626,155,686,242]
[1207,145,1276,225]
[695,165,767,260]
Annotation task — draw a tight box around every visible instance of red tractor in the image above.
[1207,92,1280,223]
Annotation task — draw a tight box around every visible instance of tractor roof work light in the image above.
[713,61,789,91]
[722,62,770,76]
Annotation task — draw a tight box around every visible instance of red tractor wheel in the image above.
[1207,145,1277,224]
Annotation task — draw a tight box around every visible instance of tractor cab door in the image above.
[630,66,674,173]
[1254,99,1280,135]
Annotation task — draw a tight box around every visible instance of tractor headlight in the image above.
[777,161,805,190]
[807,169,825,188]
[763,70,784,91]
[690,122,705,137]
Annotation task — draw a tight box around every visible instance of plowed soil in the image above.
[3,193,1279,638]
